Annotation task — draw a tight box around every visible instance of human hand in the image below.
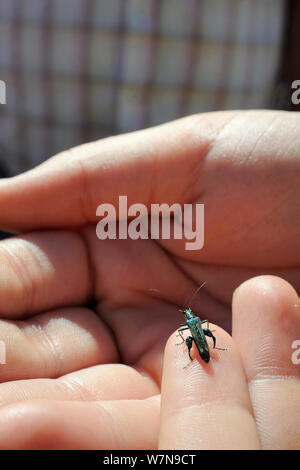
[159,275,300,449]
[0,110,299,449]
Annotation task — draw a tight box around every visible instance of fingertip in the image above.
[233,275,300,331]
[232,276,300,449]
[161,325,242,405]
[234,275,299,301]
[232,275,300,381]
[160,326,259,449]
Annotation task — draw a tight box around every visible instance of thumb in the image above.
[0,112,226,232]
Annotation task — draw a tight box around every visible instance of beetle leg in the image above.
[201,320,216,332]
[203,329,227,350]
[203,328,216,348]
[176,325,189,334]
[182,336,194,368]
[175,327,189,345]
[185,336,194,361]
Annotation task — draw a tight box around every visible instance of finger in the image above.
[159,328,260,449]
[0,364,159,406]
[0,111,298,267]
[0,111,234,231]
[0,308,118,382]
[0,396,160,449]
[0,231,90,318]
[232,275,300,449]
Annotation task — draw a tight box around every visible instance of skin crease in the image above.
[0,110,298,449]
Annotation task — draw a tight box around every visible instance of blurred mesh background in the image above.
[0,0,286,176]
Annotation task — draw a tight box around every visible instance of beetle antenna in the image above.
[149,288,183,310]
[187,281,207,309]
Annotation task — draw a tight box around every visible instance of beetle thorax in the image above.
[183,308,194,320]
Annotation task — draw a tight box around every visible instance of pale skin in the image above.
[0,110,299,449]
